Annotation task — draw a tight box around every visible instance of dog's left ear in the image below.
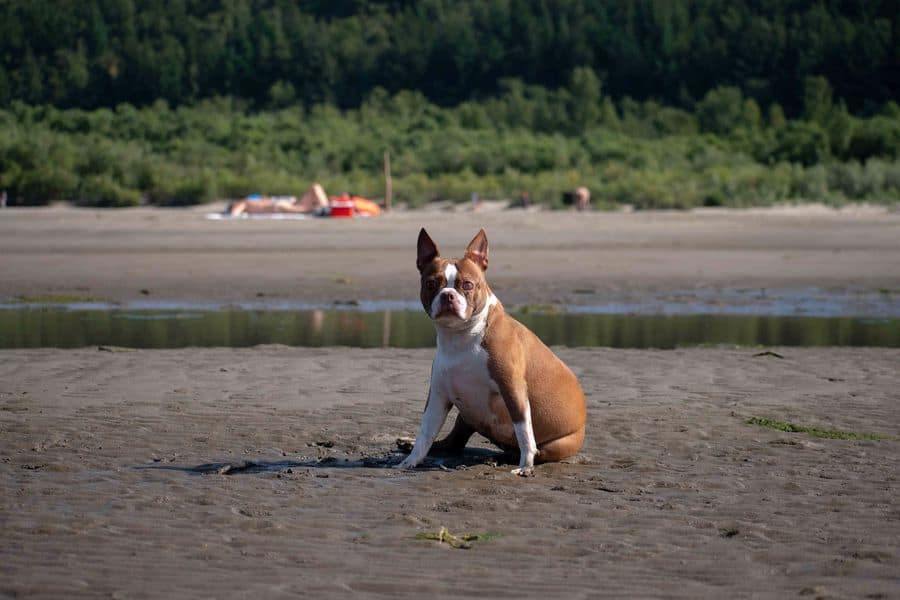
[465,228,489,271]
[417,228,440,272]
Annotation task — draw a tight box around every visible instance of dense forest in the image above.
[3,0,898,113]
[1,0,899,207]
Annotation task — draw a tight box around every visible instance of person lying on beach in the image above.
[227,184,329,216]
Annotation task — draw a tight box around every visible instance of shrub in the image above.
[823,159,900,203]
[881,160,900,194]
[76,138,116,177]
[581,129,635,163]
[11,165,79,205]
[651,107,699,136]
[77,175,141,207]
[845,117,900,161]
[792,164,829,201]
[0,98,896,211]
[827,161,882,199]
[764,122,830,166]
[163,175,218,206]
[606,170,693,210]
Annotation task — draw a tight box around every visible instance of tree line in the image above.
[1,0,897,115]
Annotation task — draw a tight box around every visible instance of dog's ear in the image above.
[464,228,489,271]
[416,228,440,272]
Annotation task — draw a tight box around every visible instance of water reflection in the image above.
[0,308,897,349]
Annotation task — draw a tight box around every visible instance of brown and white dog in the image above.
[395,228,586,476]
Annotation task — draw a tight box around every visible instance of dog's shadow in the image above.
[139,447,515,476]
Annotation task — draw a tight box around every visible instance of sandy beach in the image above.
[1,205,899,598]
[1,203,899,309]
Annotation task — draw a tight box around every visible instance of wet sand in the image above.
[2,347,898,598]
[1,205,899,598]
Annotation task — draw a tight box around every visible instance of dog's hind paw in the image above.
[395,437,414,454]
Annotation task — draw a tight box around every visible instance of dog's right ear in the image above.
[416,228,440,272]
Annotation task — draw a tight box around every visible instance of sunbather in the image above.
[227,184,329,216]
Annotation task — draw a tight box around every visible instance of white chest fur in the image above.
[430,295,514,443]
[432,333,498,406]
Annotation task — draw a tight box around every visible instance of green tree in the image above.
[824,101,853,158]
[268,80,297,109]
[0,0,898,113]
[768,103,786,129]
[0,65,10,105]
[803,76,833,124]
[742,98,762,131]
[20,48,44,104]
[600,97,620,129]
[567,66,602,131]
[696,86,745,134]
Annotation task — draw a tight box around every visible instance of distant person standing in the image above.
[575,186,591,211]
[0,190,6,208]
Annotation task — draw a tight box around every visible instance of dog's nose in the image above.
[440,292,452,305]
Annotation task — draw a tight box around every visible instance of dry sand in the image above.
[1,203,898,308]
[1,205,899,598]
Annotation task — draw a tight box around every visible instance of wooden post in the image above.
[383,150,392,212]
[381,310,392,347]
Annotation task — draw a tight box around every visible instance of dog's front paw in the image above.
[393,457,419,470]
[511,466,535,477]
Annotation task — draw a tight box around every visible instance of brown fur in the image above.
[482,301,586,462]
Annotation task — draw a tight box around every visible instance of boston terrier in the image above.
[396,228,586,476]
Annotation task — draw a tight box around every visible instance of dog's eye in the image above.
[461,281,475,291]
[425,280,438,291]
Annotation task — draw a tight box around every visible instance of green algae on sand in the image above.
[746,417,886,440]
